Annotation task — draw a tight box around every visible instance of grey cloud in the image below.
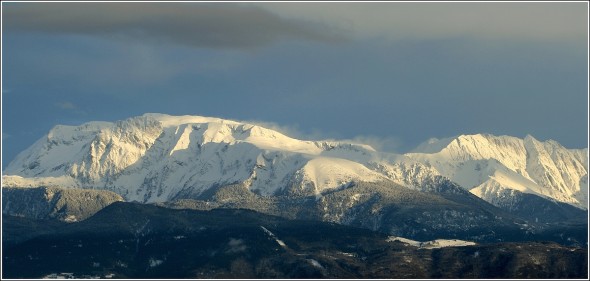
[3,2,348,48]
[263,2,587,43]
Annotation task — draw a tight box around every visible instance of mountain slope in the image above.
[2,186,123,222]
[157,181,532,243]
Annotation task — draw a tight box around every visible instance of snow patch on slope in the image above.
[299,157,385,194]
[387,236,476,249]
[260,226,288,248]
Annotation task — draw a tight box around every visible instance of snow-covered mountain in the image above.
[407,134,588,209]
[2,114,438,203]
[2,114,587,212]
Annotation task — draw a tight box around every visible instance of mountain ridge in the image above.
[2,113,588,211]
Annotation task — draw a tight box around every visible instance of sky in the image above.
[1,1,588,168]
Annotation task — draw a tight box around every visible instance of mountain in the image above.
[1,114,587,231]
[2,202,587,279]
[407,134,588,210]
[3,114,587,208]
[2,113,438,202]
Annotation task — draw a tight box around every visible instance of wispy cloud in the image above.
[242,119,402,153]
[347,135,403,154]
[54,101,87,116]
[226,238,247,253]
[3,2,348,49]
[54,101,77,110]
[2,132,12,141]
[242,119,308,140]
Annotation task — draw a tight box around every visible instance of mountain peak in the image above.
[140,113,240,128]
[524,134,537,141]
[411,133,521,155]
[406,133,588,209]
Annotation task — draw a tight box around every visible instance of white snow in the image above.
[300,157,386,194]
[387,236,476,249]
[143,113,236,128]
[386,236,422,247]
[307,259,325,270]
[260,226,287,248]
[420,239,476,249]
[148,258,163,267]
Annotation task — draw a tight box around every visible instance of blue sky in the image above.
[1,1,588,168]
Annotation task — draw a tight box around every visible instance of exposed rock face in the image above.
[2,186,124,222]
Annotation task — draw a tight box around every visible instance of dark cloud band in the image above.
[3,2,348,48]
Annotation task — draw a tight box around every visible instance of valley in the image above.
[3,203,587,279]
